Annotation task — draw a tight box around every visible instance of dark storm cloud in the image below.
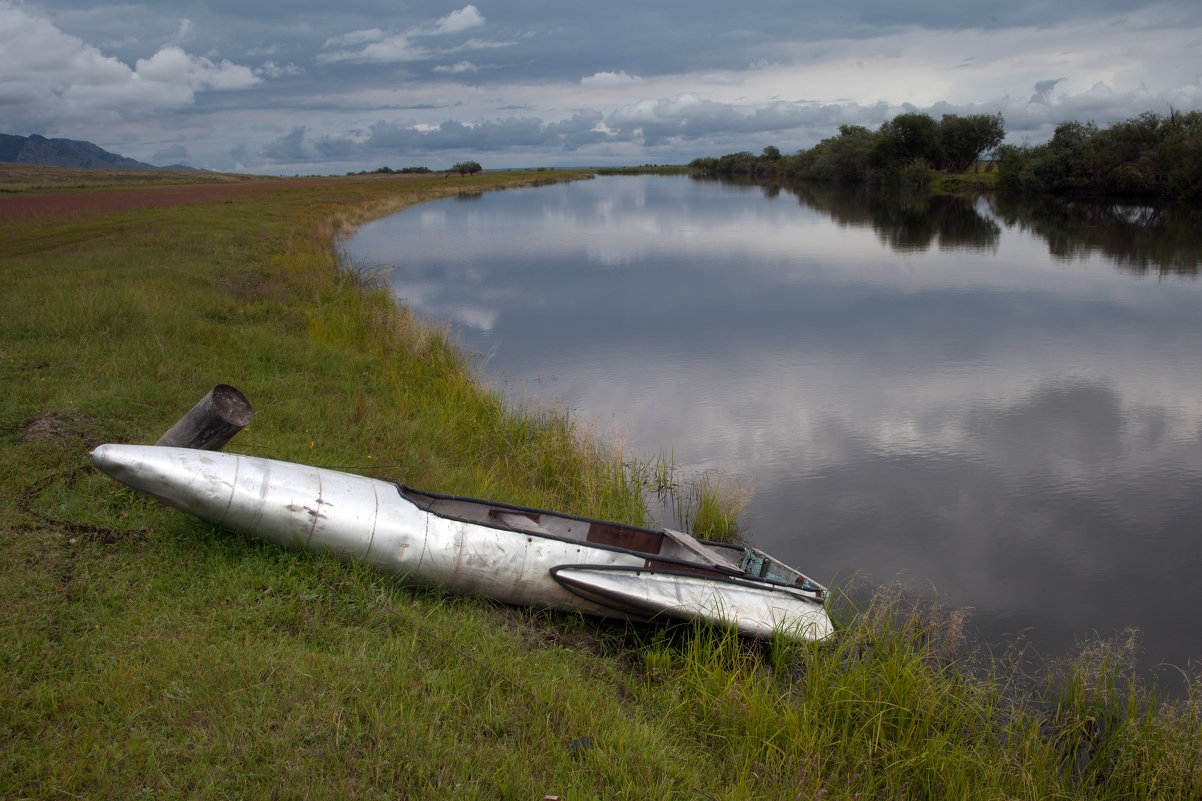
[1030,78,1067,105]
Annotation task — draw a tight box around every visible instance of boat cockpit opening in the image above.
[397,485,824,596]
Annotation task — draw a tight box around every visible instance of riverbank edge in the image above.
[2,166,1198,800]
[620,164,1001,198]
[0,166,756,799]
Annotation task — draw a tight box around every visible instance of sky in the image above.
[2,0,1200,174]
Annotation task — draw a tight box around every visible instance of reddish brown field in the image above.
[0,178,329,220]
[0,163,463,225]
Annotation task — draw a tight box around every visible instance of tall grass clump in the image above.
[629,450,750,541]
[1025,630,1202,799]
[653,586,1021,799]
[631,583,1202,800]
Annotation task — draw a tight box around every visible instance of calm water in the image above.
[352,176,1202,675]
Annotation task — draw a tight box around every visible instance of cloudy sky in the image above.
[2,0,1200,173]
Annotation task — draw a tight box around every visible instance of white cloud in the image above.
[324,28,385,48]
[257,61,304,79]
[426,5,485,36]
[0,4,115,76]
[135,46,259,91]
[434,61,479,74]
[458,38,515,51]
[320,5,488,64]
[322,33,430,64]
[0,3,258,131]
[581,70,643,87]
[605,93,821,141]
[173,18,194,44]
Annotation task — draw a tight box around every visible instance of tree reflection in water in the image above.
[703,175,1202,275]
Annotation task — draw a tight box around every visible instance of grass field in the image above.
[2,164,1199,800]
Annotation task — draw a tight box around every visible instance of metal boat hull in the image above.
[90,444,833,640]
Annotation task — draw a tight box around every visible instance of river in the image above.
[351,174,1202,679]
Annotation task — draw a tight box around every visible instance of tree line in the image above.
[691,109,1202,200]
[347,165,433,175]
[995,111,1202,200]
[346,160,483,177]
[690,112,1005,188]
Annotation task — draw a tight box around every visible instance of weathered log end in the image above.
[155,384,253,451]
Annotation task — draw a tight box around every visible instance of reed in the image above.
[629,450,751,542]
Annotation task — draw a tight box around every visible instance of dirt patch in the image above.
[21,412,98,443]
[493,603,645,662]
[214,269,294,305]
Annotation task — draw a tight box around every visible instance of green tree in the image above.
[783,125,880,184]
[715,151,757,178]
[996,111,1202,199]
[939,113,1005,172]
[877,113,942,167]
[825,125,878,183]
[1033,121,1097,193]
[1163,110,1202,200]
[452,160,483,176]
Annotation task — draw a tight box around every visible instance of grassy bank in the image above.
[2,166,1200,800]
[927,167,999,196]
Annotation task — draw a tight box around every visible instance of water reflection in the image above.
[351,175,1202,675]
[709,178,1004,254]
[714,175,1202,272]
[989,195,1202,276]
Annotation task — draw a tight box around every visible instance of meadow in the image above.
[2,165,1199,800]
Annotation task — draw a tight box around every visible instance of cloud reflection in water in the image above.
[353,175,1202,673]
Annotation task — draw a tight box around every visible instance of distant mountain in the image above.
[0,134,196,171]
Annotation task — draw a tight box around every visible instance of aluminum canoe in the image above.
[90,444,833,641]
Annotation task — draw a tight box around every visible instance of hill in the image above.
[0,133,194,171]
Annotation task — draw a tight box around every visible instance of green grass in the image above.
[928,167,999,195]
[3,166,1200,800]
[593,165,691,176]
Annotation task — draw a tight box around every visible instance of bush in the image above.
[997,111,1202,199]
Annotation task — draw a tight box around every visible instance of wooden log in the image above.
[155,384,253,451]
